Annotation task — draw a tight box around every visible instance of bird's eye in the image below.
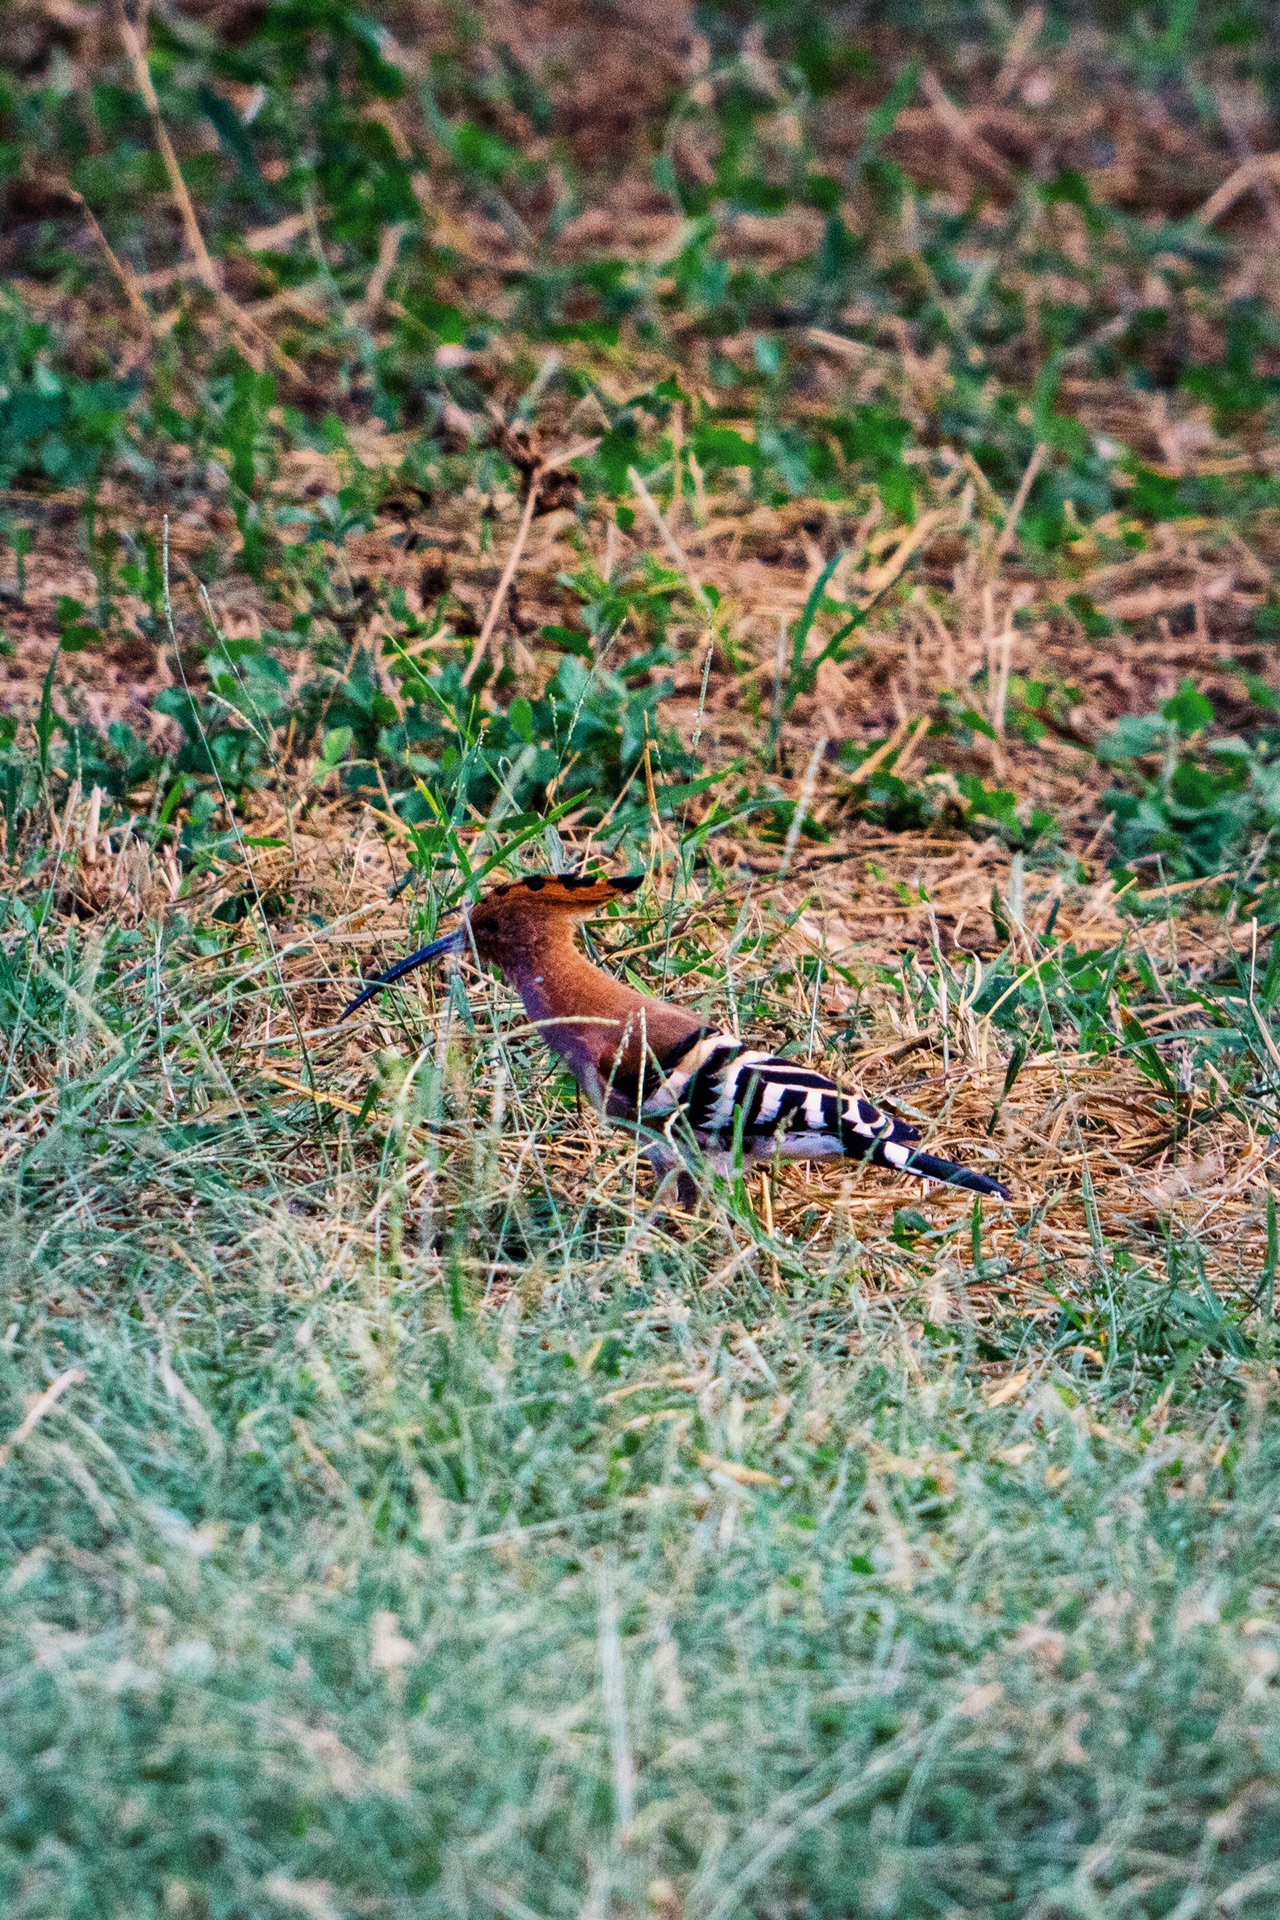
[479,917,500,934]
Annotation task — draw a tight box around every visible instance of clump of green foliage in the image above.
[1099,680,1280,883]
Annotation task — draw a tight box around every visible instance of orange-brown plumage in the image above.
[450,874,703,1112]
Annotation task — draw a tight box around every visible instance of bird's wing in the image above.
[641,1032,920,1157]
[639,1031,1010,1198]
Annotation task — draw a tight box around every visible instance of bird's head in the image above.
[342,872,643,1017]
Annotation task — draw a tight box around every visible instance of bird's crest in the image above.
[478,871,643,913]
[463,870,643,951]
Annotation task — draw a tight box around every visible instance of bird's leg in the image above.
[756,1165,782,1290]
[757,1168,775,1237]
[646,1141,698,1216]
[674,1168,699,1213]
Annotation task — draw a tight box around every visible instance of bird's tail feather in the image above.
[869,1139,1010,1199]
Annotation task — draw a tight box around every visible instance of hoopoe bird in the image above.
[342,873,1011,1206]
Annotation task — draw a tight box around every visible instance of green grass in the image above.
[1,888,1279,1918]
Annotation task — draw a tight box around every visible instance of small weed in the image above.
[1099,682,1280,883]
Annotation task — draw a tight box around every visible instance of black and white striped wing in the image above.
[641,1032,918,1161]
[640,1030,1009,1199]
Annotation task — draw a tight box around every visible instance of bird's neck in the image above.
[504,937,638,1072]
[500,929,701,1103]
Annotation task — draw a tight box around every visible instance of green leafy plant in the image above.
[843,746,1056,852]
[366,646,700,832]
[0,294,131,490]
[1098,681,1280,882]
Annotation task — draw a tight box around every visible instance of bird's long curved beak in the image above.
[340,926,465,1020]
